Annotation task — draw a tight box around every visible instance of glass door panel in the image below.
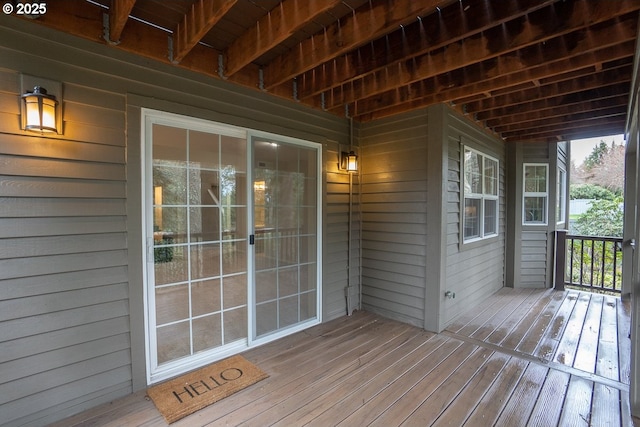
[149,120,247,374]
[252,136,319,338]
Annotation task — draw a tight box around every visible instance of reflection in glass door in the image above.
[252,136,321,338]
[147,115,248,381]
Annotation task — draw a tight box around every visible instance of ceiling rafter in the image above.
[351,34,636,121]
[324,3,640,112]
[295,0,558,100]
[484,85,630,128]
[502,117,627,141]
[27,0,293,100]
[13,0,638,142]
[224,0,343,77]
[262,0,446,90]
[108,0,136,43]
[493,104,629,134]
[353,44,633,128]
[172,0,238,63]
[468,66,633,118]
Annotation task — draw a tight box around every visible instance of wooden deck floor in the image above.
[55,288,635,426]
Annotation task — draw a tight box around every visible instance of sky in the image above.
[571,134,625,166]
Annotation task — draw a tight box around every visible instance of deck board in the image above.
[618,296,632,385]
[494,363,549,426]
[526,369,570,427]
[398,346,495,426]
[598,295,621,380]
[592,382,622,427]
[334,339,467,427]
[463,357,530,426]
[557,376,593,426]
[553,292,591,367]
[53,288,635,427]
[525,290,576,359]
[270,331,439,426]
[501,289,565,353]
[573,294,603,373]
[430,352,511,426]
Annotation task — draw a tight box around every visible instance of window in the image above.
[463,146,499,242]
[523,163,548,225]
[557,167,566,224]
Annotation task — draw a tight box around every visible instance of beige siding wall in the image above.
[359,105,506,331]
[442,110,506,326]
[324,141,361,319]
[0,16,353,426]
[520,142,553,288]
[360,110,429,327]
[0,69,131,425]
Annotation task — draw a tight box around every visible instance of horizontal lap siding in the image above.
[519,141,552,288]
[519,231,550,287]
[444,112,505,325]
[360,111,428,327]
[324,144,361,319]
[0,67,130,427]
[0,17,351,426]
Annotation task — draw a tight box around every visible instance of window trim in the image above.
[461,145,499,244]
[522,163,549,226]
[556,166,566,225]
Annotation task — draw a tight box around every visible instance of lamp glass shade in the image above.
[22,86,58,133]
[346,152,358,171]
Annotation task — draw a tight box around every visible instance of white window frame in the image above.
[557,166,566,225]
[462,146,499,243]
[523,163,549,225]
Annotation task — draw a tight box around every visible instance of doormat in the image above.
[147,355,269,424]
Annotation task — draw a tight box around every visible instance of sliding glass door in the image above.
[143,111,321,383]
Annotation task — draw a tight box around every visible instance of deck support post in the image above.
[554,229,567,290]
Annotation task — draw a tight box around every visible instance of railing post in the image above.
[555,230,567,290]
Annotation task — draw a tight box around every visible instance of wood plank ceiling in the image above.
[17,0,640,143]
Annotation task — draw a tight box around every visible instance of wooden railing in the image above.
[555,230,623,293]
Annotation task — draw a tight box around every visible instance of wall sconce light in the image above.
[340,151,358,172]
[21,86,58,133]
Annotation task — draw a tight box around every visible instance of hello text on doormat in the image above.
[147,355,269,424]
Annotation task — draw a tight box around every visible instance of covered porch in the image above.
[54,287,632,426]
[2,1,640,425]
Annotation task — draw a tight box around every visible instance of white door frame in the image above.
[141,109,322,384]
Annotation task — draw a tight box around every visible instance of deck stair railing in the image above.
[555,230,623,294]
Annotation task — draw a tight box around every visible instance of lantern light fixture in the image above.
[22,86,58,133]
[340,150,358,172]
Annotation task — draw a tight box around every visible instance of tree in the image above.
[589,143,624,193]
[583,141,609,170]
[573,198,623,237]
[570,183,617,200]
[575,140,624,194]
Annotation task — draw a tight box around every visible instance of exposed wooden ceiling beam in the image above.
[461,59,632,110]
[172,0,238,63]
[468,67,632,118]
[351,34,636,121]
[296,0,558,100]
[484,87,630,127]
[108,0,136,43]
[224,0,343,77]
[262,0,445,90]
[493,104,629,134]
[13,0,637,141]
[502,124,627,143]
[324,4,640,111]
[26,1,294,100]
[488,95,629,131]
[502,117,627,141]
